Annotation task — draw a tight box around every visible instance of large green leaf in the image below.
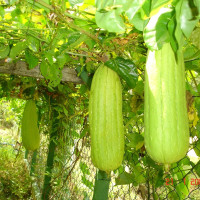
[143,7,173,50]
[95,9,125,33]
[180,0,200,38]
[9,41,27,59]
[184,45,200,62]
[130,11,148,31]
[95,0,125,33]
[116,165,146,186]
[185,62,200,73]
[154,170,165,188]
[0,6,5,17]
[150,0,172,16]
[190,27,200,49]
[126,132,144,150]
[27,36,40,52]
[11,8,21,19]
[105,57,138,88]
[123,0,149,31]
[0,45,10,59]
[76,66,92,88]
[115,172,135,185]
[167,15,178,52]
[25,50,39,69]
[124,0,146,23]
[40,59,62,87]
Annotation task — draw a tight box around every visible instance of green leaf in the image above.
[45,50,54,65]
[133,80,144,96]
[68,34,88,49]
[27,36,40,52]
[105,57,138,88]
[143,7,173,50]
[126,132,144,150]
[56,54,68,69]
[115,172,135,185]
[95,9,125,33]
[80,126,88,138]
[184,45,200,62]
[190,27,200,50]
[25,50,39,69]
[9,41,27,59]
[185,61,200,73]
[0,45,10,59]
[84,37,96,49]
[27,0,50,13]
[172,166,190,198]
[63,106,68,116]
[145,156,162,170]
[95,0,125,33]
[51,28,68,47]
[150,0,171,16]
[67,32,81,45]
[80,162,90,175]
[194,160,200,177]
[0,6,5,17]
[167,15,178,52]
[133,166,146,185]
[124,0,146,23]
[76,66,92,88]
[154,170,164,188]
[9,0,18,5]
[11,8,21,18]
[69,0,84,7]
[40,59,62,87]
[79,84,88,95]
[124,0,149,31]
[82,176,93,190]
[116,166,146,186]
[180,0,200,38]
[74,19,91,30]
[129,10,149,31]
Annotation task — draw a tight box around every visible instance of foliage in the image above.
[0,0,199,199]
[0,134,32,199]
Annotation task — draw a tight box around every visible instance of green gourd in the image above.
[89,65,124,172]
[144,42,189,164]
[21,100,40,151]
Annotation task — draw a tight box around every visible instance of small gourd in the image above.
[21,100,40,151]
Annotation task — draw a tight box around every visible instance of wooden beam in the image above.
[0,60,83,84]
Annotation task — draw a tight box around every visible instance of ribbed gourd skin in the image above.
[144,43,189,164]
[89,65,124,172]
[21,100,40,151]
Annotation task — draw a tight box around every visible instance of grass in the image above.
[0,128,32,200]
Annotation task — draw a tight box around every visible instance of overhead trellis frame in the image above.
[0,60,83,84]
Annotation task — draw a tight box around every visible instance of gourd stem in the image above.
[164,164,171,172]
[92,170,111,200]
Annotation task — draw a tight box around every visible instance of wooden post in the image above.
[42,99,60,200]
[93,170,111,200]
